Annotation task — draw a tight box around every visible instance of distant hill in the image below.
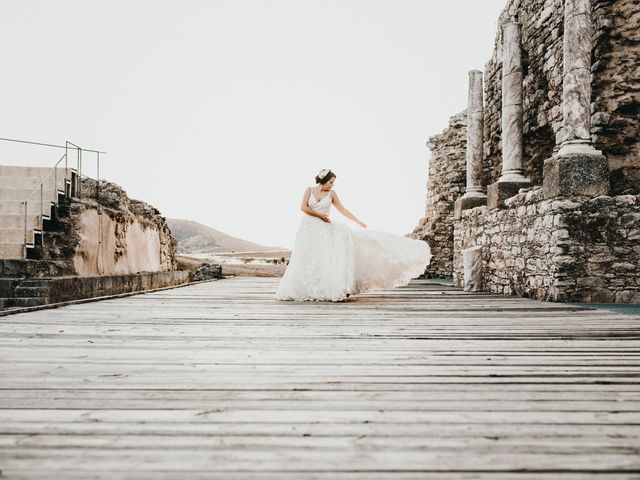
[167,219,287,254]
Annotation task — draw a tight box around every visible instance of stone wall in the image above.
[45,178,178,276]
[411,0,639,303]
[483,0,639,193]
[483,0,563,188]
[409,111,466,277]
[454,189,640,303]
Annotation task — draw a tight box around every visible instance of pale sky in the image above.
[1,0,507,249]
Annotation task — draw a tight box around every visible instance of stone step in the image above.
[0,166,58,177]
[0,259,68,278]
[0,279,20,296]
[10,297,48,308]
[0,187,59,202]
[0,214,42,230]
[0,243,26,259]
[0,228,37,243]
[14,284,50,298]
[0,175,68,190]
[0,201,51,215]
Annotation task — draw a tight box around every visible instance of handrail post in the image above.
[96,152,100,201]
[78,148,82,198]
[64,143,69,196]
[23,201,27,258]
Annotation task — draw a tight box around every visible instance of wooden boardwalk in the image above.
[1,277,640,479]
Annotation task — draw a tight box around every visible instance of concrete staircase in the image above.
[0,278,49,308]
[0,263,191,311]
[0,165,75,260]
[0,164,77,308]
[0,259,70,309]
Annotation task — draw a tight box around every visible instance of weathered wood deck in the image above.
[1,277,639,479]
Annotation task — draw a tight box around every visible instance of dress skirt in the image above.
[275,214,431,302]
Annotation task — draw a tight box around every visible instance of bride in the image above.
[275,168,432,302]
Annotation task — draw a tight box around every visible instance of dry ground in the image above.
[177,251,290,278]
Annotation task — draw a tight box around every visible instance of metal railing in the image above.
[21,153,68,256]
[0,137,106,258]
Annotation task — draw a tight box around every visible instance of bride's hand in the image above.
[359,221,368,229]
[321,215,331,223]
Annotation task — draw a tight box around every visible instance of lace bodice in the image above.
[308,187,333,215]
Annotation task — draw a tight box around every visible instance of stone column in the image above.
[559,0,599,155]
[465,70,487,196]
[488,22,531,209]
[543,0,609,198]
[454,70,487,219]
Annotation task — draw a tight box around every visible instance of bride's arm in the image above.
[300,187,330,222]
[331,191,367,228]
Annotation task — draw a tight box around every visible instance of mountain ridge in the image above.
[166,218,288,254]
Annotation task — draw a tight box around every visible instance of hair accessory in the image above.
[317,168,330,179]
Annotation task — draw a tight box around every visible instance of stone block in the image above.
[487,180,532,209]
[542,153,609,199]
[462,246,483,292]
[0,279,19,297]
[12,297,48,308]
[193,263,223,282]
[0,260,28,278]
[454,196,487,219]
[615,290,640,304]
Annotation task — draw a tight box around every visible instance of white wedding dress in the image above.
[275,187,432,302]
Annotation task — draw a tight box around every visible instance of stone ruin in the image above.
[64,177,178,276]
[0,173,189,310]
[411,0,639,303]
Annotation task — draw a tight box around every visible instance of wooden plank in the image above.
[4,408,640,424]
[2,448,640,472]
[3,420,640,437]
[4,348,640,365]
[2,388,640,402]
[8,468,638,480]
[4,433,640,449]
[3,474,640,480]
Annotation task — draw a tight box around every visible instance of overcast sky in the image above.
[2,0,507,249]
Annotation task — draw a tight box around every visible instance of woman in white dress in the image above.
[275,169,431,302]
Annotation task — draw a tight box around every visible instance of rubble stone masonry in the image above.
[413,0,639,302]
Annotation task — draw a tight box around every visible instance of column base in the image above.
[454,194,487,219]
[487,180,532,209]
[542,152,609,199]
[557,140,602,156]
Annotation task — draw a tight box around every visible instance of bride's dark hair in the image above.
[315,170,336,185]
